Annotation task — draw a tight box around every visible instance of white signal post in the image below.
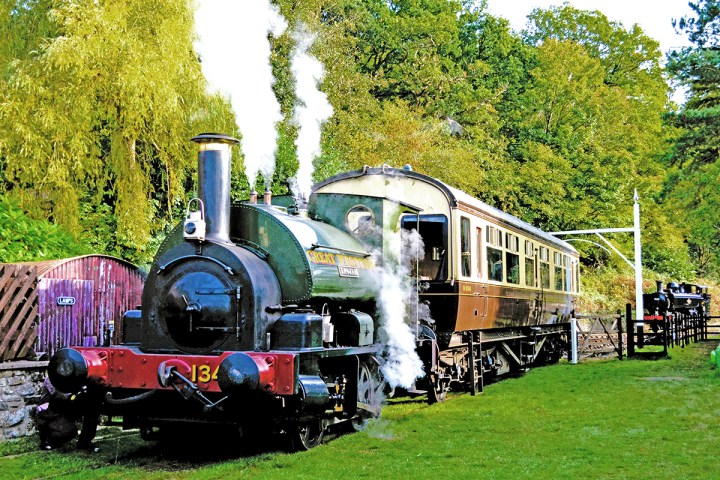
[550,189,644,327]
[633,190,643,327]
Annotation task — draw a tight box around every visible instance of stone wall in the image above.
[0,362,47,441]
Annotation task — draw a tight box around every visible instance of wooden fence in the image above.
[575,313,624,359]
[0,264,39,361]
[574,305,717,361]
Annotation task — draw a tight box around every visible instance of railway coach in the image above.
[312,166,579,401]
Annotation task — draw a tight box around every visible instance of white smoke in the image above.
[194,0,287,190]
[290,22,334,201]
[376,227,426,389]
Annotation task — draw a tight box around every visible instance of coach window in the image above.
[401,214,448,281]
[554,252,565,291]
[476,227,483,277]
[525,240,536,287]
[539,246,550,289]
[461,217,471,277]
[486,226,503,282]
[575,262,580,293]
[565,256,572,292]
[505,233,520,284]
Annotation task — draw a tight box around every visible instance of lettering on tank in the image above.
[306,250,375,277]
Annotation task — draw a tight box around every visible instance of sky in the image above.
[484,0,695,54]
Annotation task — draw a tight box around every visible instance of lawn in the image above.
[2,340,719,480]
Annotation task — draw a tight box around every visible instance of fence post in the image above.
[626,303,635,358]
[571,317,578,364]
[617,311,624,360]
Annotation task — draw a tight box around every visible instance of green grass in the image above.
[3,341,720,479]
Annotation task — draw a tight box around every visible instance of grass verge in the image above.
[2,339,719,479]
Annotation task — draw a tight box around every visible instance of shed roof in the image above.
[7,254,145,278]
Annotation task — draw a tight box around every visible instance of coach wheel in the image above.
[427,373,447,404]
[289,419,324,451]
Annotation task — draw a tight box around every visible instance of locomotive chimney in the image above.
[656,280,663,293]
[263,188,272,205]
[191,133,239,244]
[249,190,258,204]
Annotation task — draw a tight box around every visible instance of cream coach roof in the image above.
[313,166,578,255]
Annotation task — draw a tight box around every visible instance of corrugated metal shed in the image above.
[1,255,145,360]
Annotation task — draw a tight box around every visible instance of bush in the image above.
[0,194,90,263]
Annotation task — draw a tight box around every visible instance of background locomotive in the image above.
[48,133,579,450]
[643,280,710,321]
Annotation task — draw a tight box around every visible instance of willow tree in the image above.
[0,0,226,262]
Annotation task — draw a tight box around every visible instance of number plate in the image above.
[338,266,359,277]
[190,364,220,384]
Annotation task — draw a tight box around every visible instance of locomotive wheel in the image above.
[426,373,447,404]
[350,361,383,431]
[289,419,324,451]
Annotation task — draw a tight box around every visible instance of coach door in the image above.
[475,226,488,319]
[400,214,449,282]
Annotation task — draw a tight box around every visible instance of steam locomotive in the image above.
[48,133,579,450]
[643,280,710,321]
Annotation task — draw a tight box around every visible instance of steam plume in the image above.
[290,22,334,201]
[194,0,287,190]
[376,227,426,389]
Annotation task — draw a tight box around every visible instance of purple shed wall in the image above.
[32,255,145,357]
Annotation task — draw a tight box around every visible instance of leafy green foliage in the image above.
[498,5,684,275]
[0,194,89,262]
[301,0,502,199]
[0,0,236,265]
[663,0,720,275]
[0,0,717,282]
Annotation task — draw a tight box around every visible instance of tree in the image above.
[297,0,504,198]
[524,3,667,107]
[666,0,720,169]
[663,0,720,275]
[0,194,89,262]
[0,0,233,263]
[506,6,680,273]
